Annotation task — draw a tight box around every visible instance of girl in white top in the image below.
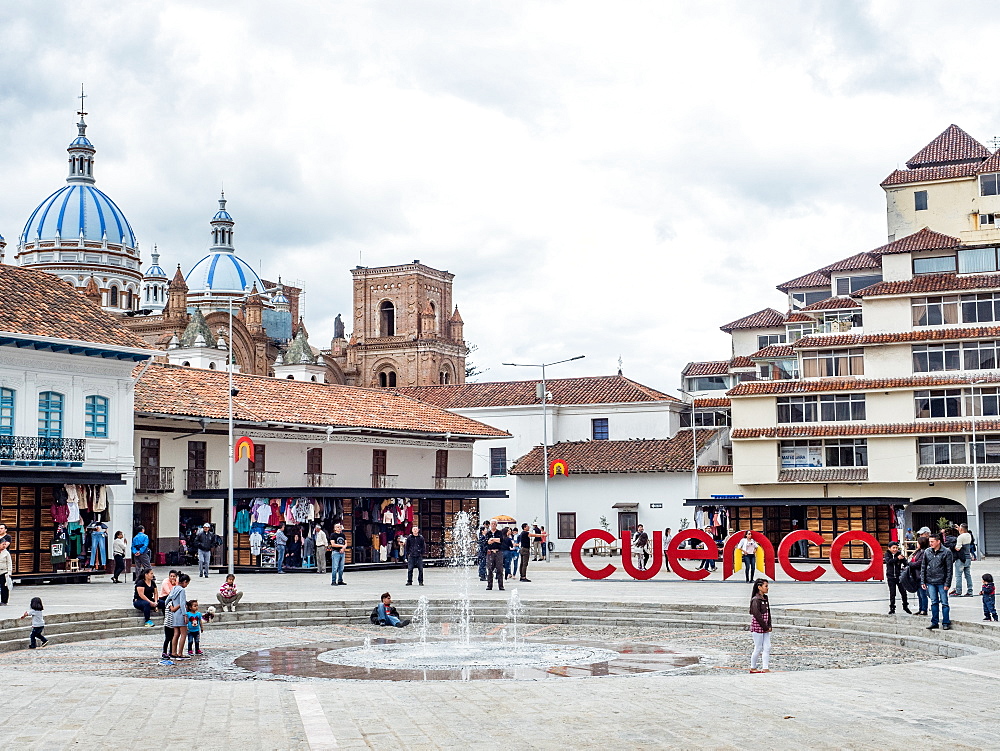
[737,531,759,583]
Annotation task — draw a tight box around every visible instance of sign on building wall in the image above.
[779,444,822,468]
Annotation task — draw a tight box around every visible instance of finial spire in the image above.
[77,84,87,120]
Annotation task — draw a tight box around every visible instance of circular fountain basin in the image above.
[235,637,703,681]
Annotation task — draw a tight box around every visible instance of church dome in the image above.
[20,183,136,247]
[143,248,168,279]
[186,251,264,294]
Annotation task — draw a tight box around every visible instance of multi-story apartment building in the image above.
[685,125,1000,557]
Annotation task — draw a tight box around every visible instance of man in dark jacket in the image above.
[921,534,954,630]
[404,525,426,586]
[194,523,216,578]
[883,542,911,615]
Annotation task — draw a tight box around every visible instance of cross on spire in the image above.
[77,84,87,119]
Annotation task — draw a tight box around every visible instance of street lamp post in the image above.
[503,355,585,552]
[970,378,987,547]
[677,389,700,501]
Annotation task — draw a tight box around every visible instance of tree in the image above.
[465,342,488,380]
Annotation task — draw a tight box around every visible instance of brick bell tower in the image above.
[335,260,467,388]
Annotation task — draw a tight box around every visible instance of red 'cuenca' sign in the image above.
[570,528,884,582]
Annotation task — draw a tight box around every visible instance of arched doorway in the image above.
[979,497,1000,557]
[907,496,968,534]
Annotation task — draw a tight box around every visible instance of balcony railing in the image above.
[136,466,175,493]
[372,473,399,489]
[184,469,221,492]
[247,470,281,489]
[0,435,85,465]
[304,472,337,487]
[434,476,488,491]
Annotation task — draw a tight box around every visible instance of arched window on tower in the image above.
[378,370,397,388]
[125,289,133,309]
[429,301,437,334]
[108,286,119,307]
[379,301,395,337]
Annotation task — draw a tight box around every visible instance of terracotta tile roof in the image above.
[729,356,755,369]
[720,308,786,332]
[0,263,150,350]
[905,125,990,169]
[394,375,677,409]
[820,252,882,273]
[750,345,795,359]
[692,397,731,408]
[134,363,508,437]
[793,325,1000,349]
[918,465,1000,480]
[698,464,733,473]
[785,313,815,323]
[727,373,1000,397]
[732,419,1000,439]
[779,468,869,482]
[868,228,960,256]
[977,150,1000,174]
[509,431,717,475]
[683,361,730,377]
[776,271,831,292]
[800,297,860,311]
[880,163,982,187]
[857,272,1000,298]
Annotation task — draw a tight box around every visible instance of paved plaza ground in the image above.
[1,556,998,749]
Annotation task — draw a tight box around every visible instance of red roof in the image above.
[794,325,1000,349]
[733,419,1000,440]
[727,373,1000,397]
[134,363,508,437]
[509,431,717,475]
[751,345,795,359]
[0,264,150,350]
[683,361,730,377]
[869,228,960,256]
[692,397,731,408]
[857,272,1000,298]
[394,375,677,409]
[800,297,860,311]
[820,252,882,273]
[729,356,755,369]
[698,464,733,474]
[881,163,981,187]
[905,125,990,169]
[720,308,786,332]
[785,313,815,323]
[776,271,831,292]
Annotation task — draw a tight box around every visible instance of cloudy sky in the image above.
[2,1,998,392]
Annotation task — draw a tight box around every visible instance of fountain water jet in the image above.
[506,589,524,650]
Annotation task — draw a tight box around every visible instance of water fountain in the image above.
[506,589,524,650]
[413,595,429,646]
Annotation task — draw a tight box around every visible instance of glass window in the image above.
[966,387,1000,417]
[918,436,967,465]
[591,418,609,441]
[961,293,1000,324]
[972,435,1000,465]
[911,296,959,326]
[84,395,109,438]
[914,190,928,211]
[688,376,729,391]
[0,388,13,436]
[819,393,866,421]
[779,439,867,467]
[490,447,507,477]
[557,512,577,539]
[912,343,961,372]
[915,389,962,418]
[786,324,816,343]
[958,247,999,274]
[692,410,731,427]
[37,391,63,439]
[757,334,786,349]
[825,439,868,467]
[777,396,818,424]
[791,290,831,308]
[914,256,957,275]
[981,174,1000,196]
[964,340,1000,371]
[835,274,883,296]
[801,349,864,378]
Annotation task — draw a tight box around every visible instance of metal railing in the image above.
[434,476,488,491]
[247,470,281,489]
[135,466,175,493]
[304,472,337,487]
[371,473,399,489]
[0,435,85,463]
[184,469,221,492]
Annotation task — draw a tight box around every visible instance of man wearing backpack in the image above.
[373,592,410,627]
[952,523,974,597]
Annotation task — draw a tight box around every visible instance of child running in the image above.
[982,573,997,622]
[23,596,49,649]
[186,600,204,655]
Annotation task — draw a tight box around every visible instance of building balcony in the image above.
[184,469,221,493]
[434,476,489,491]
[304,472,338,487]
[372,473,399,489]
[247,470,281,489]
[135,466,175,493]
[0,435,85,466]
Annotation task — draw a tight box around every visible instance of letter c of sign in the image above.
[777,530,826,581]
[571,530,616,580]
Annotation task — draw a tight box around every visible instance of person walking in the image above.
[111,531,127,583]
[195,523,216,578]
[329,523,346,586]
[531,525,543,561]
[632,525,650,571]
[952,523,974,596]
[275,523,288,573]
[0,538,11,606]
[921,533,954,631]
[131,525,151,581]
[698,528,718,573]
[738,531,758,583]
[404,525,426,586]
[663,528,673,573]
[23,596,49,649]
[908,537,930,615]
[485,520,505,591]
[217,573,244,611]
[518,523,534,582]
[132,568,157,626]
[981,573,998,622]
[749,579,772,673]
[313,524,328,575]
[884,541,911,615]
[540,527,548,561]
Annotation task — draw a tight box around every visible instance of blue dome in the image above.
[70,135,93,148]
[144,264,167,279]
[20,184,136,247]
[213,209,233,222]
[185,251,264,294]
